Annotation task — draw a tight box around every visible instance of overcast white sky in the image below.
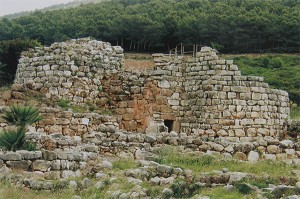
[0,0,75,16]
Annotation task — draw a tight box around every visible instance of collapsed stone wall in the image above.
[15,38,124,104]
[13,38,289,139]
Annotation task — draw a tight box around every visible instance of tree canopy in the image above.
[0,0,299,53]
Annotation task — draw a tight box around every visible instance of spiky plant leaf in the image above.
[21,141,37,151]
[0,128,25,151]
[2,105,42,128]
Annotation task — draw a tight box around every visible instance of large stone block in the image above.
[32,160,51,172]
[6,160,31,170]
[0,152,22,161]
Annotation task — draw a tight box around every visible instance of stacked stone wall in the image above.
[152,48,289,140]
[14,38,124,104]
[13,39,289,139]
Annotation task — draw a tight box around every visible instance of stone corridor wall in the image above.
[13,38,289,139]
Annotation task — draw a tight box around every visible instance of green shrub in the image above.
[171,180,187,198]
[3,105,42,128]
[288,120,300,138]
[21,140,37,151]
[57,99,70,110]
[269,57,284,68]
[0,105,42,151]
[235,182,253,195]
[0,128,25,151]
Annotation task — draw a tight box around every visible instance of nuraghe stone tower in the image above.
[14,38,290,140]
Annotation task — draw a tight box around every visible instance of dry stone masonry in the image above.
[9,38,293,160]
[14,38,290,140]
[0,39,299,195]
[15,38,124,103]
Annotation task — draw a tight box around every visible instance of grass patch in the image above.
[0,181,74,199]
[199,187,256,199]
[154,146,300,178]
[291,105,300,120]
[57,99,70,110]
[112,160,137,171]
[141,182,162,198]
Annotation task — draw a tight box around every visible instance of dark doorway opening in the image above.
[164,120,174,132]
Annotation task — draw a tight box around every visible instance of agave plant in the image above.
[0,128,25,151]
[2,105,42,129]
[0,105,41,151]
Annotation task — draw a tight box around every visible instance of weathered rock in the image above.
[19,150,42,160]
[247,151,259,162]
[144,135,156,143]
[6,160,31,170]
[0,152,22,161]
[32,160,51,172]
[81,178,93,189]
[150,177,161,185]
[162,188,173,197]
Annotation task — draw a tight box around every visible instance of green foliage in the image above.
[0,39,41,86]
[171,180,187,198]
[288,120,300,138]
[199,187,256,199]
[291,105,300,120]
[210,42,224,51]
[234,182,253,194]
[22,140,37,151]
[0,0,298,54]
[0,105,41,151]
[3,105,42,128]
[240,177,279,189]
[0,128,25,151]
[154,146,300,178]
[222,54,300,105]
[57,99,70,110]
[112,160,137,170]
[269,57,284,69]
[170,180,202,198]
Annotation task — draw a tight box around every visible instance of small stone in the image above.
[247,151,259,162]
[267,145,279,154]
[144,135,156,143]
[280,140,294,148]
[61,170,76,179]
[128,177,143,185]
[119,193,129,199]
[96,172,107,180]
[99,160,113,169]
[69,181,78,190]
[234,152,247,161]
[162,188,173,197]
[228,172,250,184]
[150,177,160,185]
[32,160,51,172]
[81,178,93,189]
[160,177,175,185]
[94,181,105,189]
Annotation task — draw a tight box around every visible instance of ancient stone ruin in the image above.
[0,38,297,192]
[14,38,289,139]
